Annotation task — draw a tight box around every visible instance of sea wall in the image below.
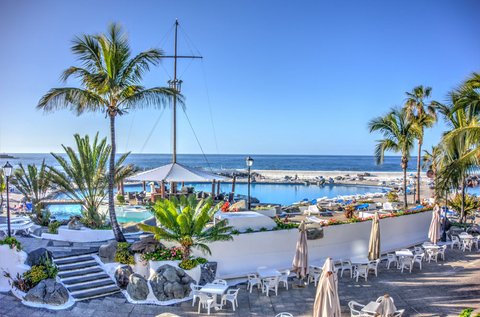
[196,210,432,278]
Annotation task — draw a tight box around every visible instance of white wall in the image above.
[0,245,30,292]
[196,210,432,278]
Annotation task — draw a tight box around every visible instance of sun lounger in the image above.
[0,220,34,236]
[306,216,329,225]
[304,205,320,216]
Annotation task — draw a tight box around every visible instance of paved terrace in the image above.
[0,237,479,317]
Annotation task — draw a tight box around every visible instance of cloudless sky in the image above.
[0,0,479,155]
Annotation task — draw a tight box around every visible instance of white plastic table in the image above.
[350,257,370,265]
[423,245,440,250]
[200,283,229,309]
[361,301,380,314]
[395,250,413,257]
[257,267,281,278]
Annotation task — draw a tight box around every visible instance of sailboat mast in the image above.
[172,19,179,164]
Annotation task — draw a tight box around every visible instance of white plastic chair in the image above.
[386,253,398,269]
[413,253,424,270]
[438,245,447,260]
[462,238,473,252]
[190,283,202,307]
[394,309,406,316]
[348,301,368,316]
[341,260,353,278]
[473,236,480,249]
[376,296,395,303]
[247,273,262,293]
[197,293,215,315]
[451,236,461,249]
[414,246,423,254]
[212,279,227,285]
[275,313,293,317]
[353,264,368,282]
[279,269,290,290]
[367,259,380,277]
[262,276,279,296]
[221,288,239,311]
[426,249,438,262]
[399,256,413,273]
[308,266,322,286]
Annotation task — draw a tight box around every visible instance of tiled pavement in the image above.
[1,238,479,317]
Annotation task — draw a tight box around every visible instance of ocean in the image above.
[1,154,418,172]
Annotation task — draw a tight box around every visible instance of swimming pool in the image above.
[46,183,385,222]
[46,204,153,223]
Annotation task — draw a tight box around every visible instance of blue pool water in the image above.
[47,183,385,221]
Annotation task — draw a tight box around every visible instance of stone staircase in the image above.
[53,252,121,301]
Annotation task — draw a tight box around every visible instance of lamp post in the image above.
[246,156,254,210]
[2,162,13,237]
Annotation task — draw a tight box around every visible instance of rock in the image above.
[26,248,52,266]
[24,279,69,306]
[149,265,194,301]
[199,262,217,285]
[127,273,149,301]
[307,228,324,240]
[115,265,133,289]
[99,240,117,263]
[130,236,163,254]
[67,216,82,230]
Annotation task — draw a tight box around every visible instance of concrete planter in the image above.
[41,226,114,243]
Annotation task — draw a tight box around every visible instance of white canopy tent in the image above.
[127,162,228,183]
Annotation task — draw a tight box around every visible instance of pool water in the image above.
[47,183,384,222]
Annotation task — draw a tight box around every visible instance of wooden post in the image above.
[211,180,216,199]
[161,181,166,198]
[217,180,221,196]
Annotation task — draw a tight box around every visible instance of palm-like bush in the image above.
[37,23,177,241]
[49,133,134,228]
[369,108,420,208]
[448,193,480,220]
[11,161,51,224]
[139,195,233,260]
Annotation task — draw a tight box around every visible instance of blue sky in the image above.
[0,0,479,155]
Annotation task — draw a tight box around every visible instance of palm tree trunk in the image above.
[403,167,408,209]
[416,139,422,204]
[109,113,126,242]
[461,176,466,223]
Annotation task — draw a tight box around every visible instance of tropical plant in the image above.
[10,161,51,223]
[114,242,135,265]
[404,85,437,203]
[369,107,420,208]
[139,195,233,261]
[386,191,399,203]
[49,133,135,229]
[37,23,177,242]
[0,236,22,251]
[48,221,61,234]
[448,194,480,220]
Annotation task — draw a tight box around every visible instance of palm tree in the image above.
[422,145,441,201]
[49,133,134,229]
[405,86,437,203]
[139,195,233,260]
[37,23,177,241]
[369,108,420,208]
[11,161,51,223]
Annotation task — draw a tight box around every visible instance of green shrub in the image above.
[196,257,208,264]
[387,191,399,202]
[274,218,300,230]
[142,246,183,261]
[179,259,197,270]
[115,242,135,265]
[48,221,61,234]
[0,237,22,251]
[245,228,255,233]
[459,308,480,317]
[253,205,274,210]
[230,229,240,235]
[117,194,125,204]
[259,227,268,232]
[23,266,49,288]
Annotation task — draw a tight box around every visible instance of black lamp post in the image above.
[246,156,254,209]
[3,162,13,237]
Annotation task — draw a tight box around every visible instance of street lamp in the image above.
[246,156,254,209]
[2,162,13,237]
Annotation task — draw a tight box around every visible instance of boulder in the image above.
[99,240,118,263]
[26,248,52,266]
[130,236,163,254]
[199,262,217,285]
[306,228,324,240]
[149,265,193,301]
[115,265,133,289]
[127,273,149,301]
[24,279,69,306]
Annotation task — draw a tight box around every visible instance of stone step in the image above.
[66,278,116,292]
[57,260,98,272]
[52,249,98,259]
[58,267,103,279]
[71,285,121,301]
[53,255,94,265]
[62,272,111,286]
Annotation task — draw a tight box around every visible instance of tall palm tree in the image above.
[139,195,233,260]
[405,86,437,203]
[49,133,135,228]
[369,108,420,208]
[37,24,177,241]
